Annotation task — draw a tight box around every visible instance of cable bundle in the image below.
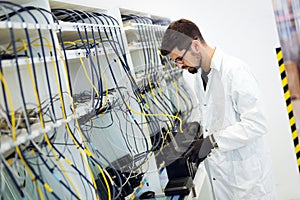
[0,2,198,200]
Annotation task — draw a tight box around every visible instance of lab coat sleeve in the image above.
[214,65,268,152]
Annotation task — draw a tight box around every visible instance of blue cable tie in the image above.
[130,113,136,121]
[90,142,96,150]
[52,172,61,181]
[135,187,141,194]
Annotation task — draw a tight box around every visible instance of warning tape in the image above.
[276,47,300,172]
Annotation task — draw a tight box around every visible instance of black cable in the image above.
[24,6,59,121]
[122,14,149,83]
[0,3,103,198]
[88,13,152,174]
[20,147,62,199]
[0,3,45,130]
[98,13,128,65]
[30,143,81,200]
[74,10,104,110]
[122,14,166,148]
[52,8,103,112]
[1,2,76,128]
[0,4,155,200]
[51,10,124,199]
[71,9,100,110]
[0,54,11,127]
[0,5,62,122]
[117,15,164,142]
[0,155,27,199]
[39,8,74,98]
[0,3,31,133]
[50,142,104,198]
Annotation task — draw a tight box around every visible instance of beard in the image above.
[188,67,198,74]
[186,52,201,74]
[181,65,198,74]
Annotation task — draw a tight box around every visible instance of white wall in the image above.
[103,0,300,199]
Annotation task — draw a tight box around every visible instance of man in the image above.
[160,19,277,200]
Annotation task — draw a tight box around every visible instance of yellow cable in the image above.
[66,53,110,200]
[22,39,44,130]
[29,37,89,198]
[146,48,159,105]
[79,57,99,97]
[92,52,109,113]
[155,82,175,129]
[161,61,187,130]
[5,38,25,53]
[59,49,111,200]
[51,52,101,199]
[5,36,113,200]
[159,129,170,152]
[164,67,181,114]
[73,39,100,45]
[63,41,77,46]
[124,47,181,133]
[0,69,45,200]
[22,38,82,199]
[125,102,183,132]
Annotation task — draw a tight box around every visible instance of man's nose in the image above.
[178,64,189,70]
[177,63,184,68]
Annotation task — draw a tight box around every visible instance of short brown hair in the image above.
[160,19,205,56]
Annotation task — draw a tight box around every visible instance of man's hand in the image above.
[188,135,215,163]
[188,139,205,163]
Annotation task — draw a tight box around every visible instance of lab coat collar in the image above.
[209,47,223,72]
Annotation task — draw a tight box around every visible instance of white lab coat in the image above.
[194,48,277,200]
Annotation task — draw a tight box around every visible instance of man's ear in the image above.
[191,39,201,53]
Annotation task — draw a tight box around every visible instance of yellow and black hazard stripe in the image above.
[276,47,300,172]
